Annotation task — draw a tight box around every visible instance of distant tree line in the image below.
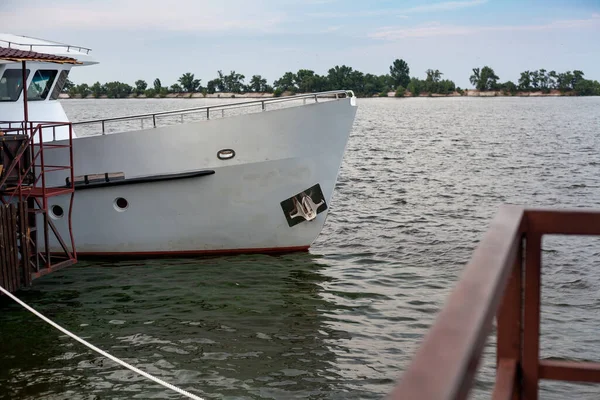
[468,66,600,95]
[63,60,600,99]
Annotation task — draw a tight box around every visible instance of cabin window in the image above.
[0,69,30,102]
[27,70,58,101]
[50,70,70,100]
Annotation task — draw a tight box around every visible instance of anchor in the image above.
[289,192,325,222]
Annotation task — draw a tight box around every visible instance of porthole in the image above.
[50,205,64,219]
[217,149,235,160]
[114,197,129,212]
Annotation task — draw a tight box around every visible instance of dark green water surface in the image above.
[2,97,600,399]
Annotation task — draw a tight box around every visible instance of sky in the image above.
[1,0,599,88]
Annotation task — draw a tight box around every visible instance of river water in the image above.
[1,97,600,399]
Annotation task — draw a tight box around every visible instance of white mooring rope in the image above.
[0,285,204,400]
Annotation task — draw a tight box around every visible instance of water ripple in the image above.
[1,97,600,399]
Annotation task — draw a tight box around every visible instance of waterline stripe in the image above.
[0,285,205,400]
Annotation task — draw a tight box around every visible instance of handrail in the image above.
[0,38,92,54]
[389,206,600,399]
[71,90,354,135]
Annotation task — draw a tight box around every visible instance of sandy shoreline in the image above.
[59,89,582,100]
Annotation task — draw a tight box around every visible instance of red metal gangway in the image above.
[0,120,76,281]
[388,206,600,400]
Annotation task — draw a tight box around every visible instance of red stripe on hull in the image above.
[73,245,310,259]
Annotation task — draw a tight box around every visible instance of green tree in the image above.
[470,66,498,90]
[62,79,75,93]
[548,71,558,89]
[518,71,531,91]
[219,71,245,93]
[501,81,517,95]
[423,69,444,93]
[178,73,201,92]
[170,83,183,93]
[73,83,90,97]
[68,85,78,97]
[481,66,499,90]
[469,68,480,88]
[134,80,147,95]
[437,79,456,94]
[104,81,132,98]
[390,59,410,89]
[153,78,161,92]
[574,79,600,96]
[426,69,443,83]
[215,71,226,92]
[529,70,539,89]
[274,72,297,92]
[206,79,219,94]
[538,69,549,92]
[295,69,319,93]
[363,73,390,97]
[572,70,585,88]
[249,75,268,92]
[557,71,573,92]
[327,65,355,91]
[407,78,422,96]
[91,81,104,98]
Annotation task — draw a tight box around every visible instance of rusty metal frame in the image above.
[389,207,600,400]
[0,121,76,282]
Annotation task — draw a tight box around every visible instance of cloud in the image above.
[0,0,286,33]
[320,26,344,33]
[308,0,486,19]
[369,15,600,40]
[307,10,408,18]
[403,0,488,13]
[303,0,339,3]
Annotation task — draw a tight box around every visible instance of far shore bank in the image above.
[58,89,590,100]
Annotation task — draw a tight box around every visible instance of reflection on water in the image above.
[1,254,374,399]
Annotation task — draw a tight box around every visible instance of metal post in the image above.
[52,126,56,141]
[101,121,105,134]
[523,232,542,400]
[207,109,210,120]
[152,115,156,128]
[496,237,523,400]
[21,61,29,124]
[261,101,265,111]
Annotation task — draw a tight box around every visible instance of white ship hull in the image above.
[41,97,357,255]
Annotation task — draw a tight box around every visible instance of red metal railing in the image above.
[389,206,600,400]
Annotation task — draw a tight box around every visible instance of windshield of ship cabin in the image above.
[27,69,58,101]
[0,69,30,102]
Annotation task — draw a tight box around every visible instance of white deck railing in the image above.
[0,37,92,54]
[71,90,354,136]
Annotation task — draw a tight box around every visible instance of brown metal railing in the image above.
[389,206,600,400]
